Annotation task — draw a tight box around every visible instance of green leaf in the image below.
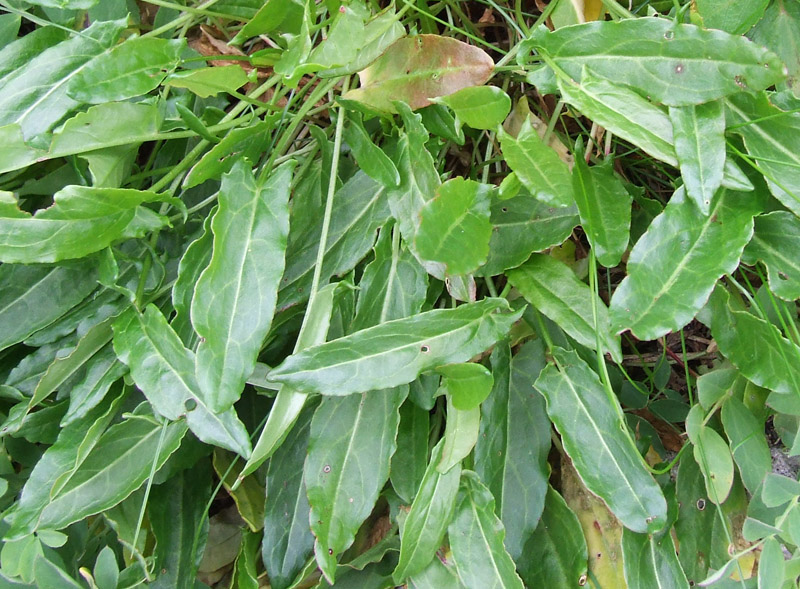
[437,399,480,474]
[474,340,550,560]
[262,404,315,589]
[437,363,493,411]
[0,187,167,264]
[62,345,127,426]
[751,0,800,93]
[622,529,689,589]
[35,414,187,531]
[758,537,785,589]
[743,211,800,301]
[305,386,406,582]
[0,262,98,353]
[708,286,800,396]
[0,19,126,140]
[507,254,622,363]
[609,187,757,341]
[343,112,400,188]
[172,213,214,348]
[342,35,494,114]
[192,160,293,412]
[166,65,249,97]
[695,0,769,35]
[518,486,588,588]
[693,423,735,504]
[499,119,574,207]
[0,25,68,81]
[721,396,771,496]
[113,306,252,458]
[213,449,263,532]
[479,191,578,276]
[534,347,667,533]
[33,553,82,589]
[530,19,785,106]
[762,473,800,508]
[669,100,726,214]
[269,298,523,395]
[390,399,429,503]
[571,144,632,267]
[433,86,511,130]
[448,471,524,589]
[229,0,304,44]
[726,91,800,216]
[415,178,493,276]
[393,440,461,582]
[93,546,119,589]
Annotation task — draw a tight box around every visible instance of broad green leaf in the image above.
[62,345,127,426]
[342,35,494,113]
[0,25,68,81]
[172,213,214,348]
[166,65,249,97]
[35,414,186,531]
[478,191,578,276]
[434,86,511,130]
[192,160,293,412]
[499,119,574,207]
[474,340,550,560]
[393,440,461,582]
[609,187,757,341]
[571,144,632,267]
[726,91,800,215]
[751,0,800,94]
[263,405,315,589]
[0,263,98,352]
[113,306,252,458]
[709,286,800,396]
[758,537,785,589]
[743,211,800,301]
[693,424,735,504]
[390,399,429,503]
[33,553,82,589]
[448,471,524,589]
[535,347,667,533]
[0,187,167,264]
[507,254,622,362]
[697,367,739,410]
[437,398,480,474]
[352,223,428,332]
[149,459,213,589]
[6,393,123,539]
[437,362,493,411]
[408,556,466,589]
[23,0,98,8]
[518,486,588,588]
[229,0,304,44]
[93,546,119,589]
[68,37,183,103]
[622,529,690,589]
[695,0,769,34]
[669,100,726,214]
[343,112,400,188]
[529,19,785,106]
[721,397,771,496]
[0,19,125,140]
[269,298,523,395]
[305,386,405,582]
[278,170,390,311]
[415,178,493,276]
[0,124,44,174]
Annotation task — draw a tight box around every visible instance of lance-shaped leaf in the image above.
[343,111,400,188]
[0,25,68,81]
[529,19,784,106]
[0,187,167,264]
[393,440,462,582]
[35,415,187,531]
[609,187,757,341]
[571,143,632,267]
[67,37,184,103]
[622,529,690,589]
[743,211,800,301]
[416,178,493,276]
[474,340,550,561]
[721,396,771,496]
[727,92,800,216]
[391,399,429,503]
[707,286,800,396]
[0,262,98,352]
[448,471,524,589]
[166,64,249,98]
[113,306,252,458]
[518,486,588,588]
[263,405,315,589]
[670,100,726,214]
[507,254,622,362]
[437,398,480,474]
[535,347,667,533]
[172,212,214,348]
[0,19,125,139]
[433,86,511,130]
[192,160,293,412]
[478,191,578,276]
[342,35,493,114]
[499,119,574,207]
[306,387,406,582]
[268,298,523,395]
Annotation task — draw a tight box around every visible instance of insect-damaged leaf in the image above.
[268,298,523,395]
[342,35,493,114]
[192,160,293,412]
